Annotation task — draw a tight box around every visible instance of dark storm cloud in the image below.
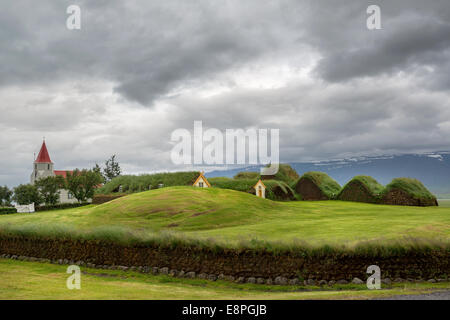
[0,0,300,105]
[2,0,450,103]
[308,0,450,85]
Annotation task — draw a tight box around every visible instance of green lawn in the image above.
[1,259,449,300]
[1,186,449,245]
[437,199,450,208]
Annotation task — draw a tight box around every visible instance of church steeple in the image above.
[35,140,52,163]
[31,140,55,184]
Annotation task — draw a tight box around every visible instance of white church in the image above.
[30,140,78,204]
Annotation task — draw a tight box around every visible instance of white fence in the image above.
[14,203,35,213]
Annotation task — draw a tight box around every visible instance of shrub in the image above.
[66,169,103,202]
[0,186,13,206]
[13,184,42,206]
[96,171,201,194]
[35,202,90,212]
[35,175,65,205]
[0,207,17,215]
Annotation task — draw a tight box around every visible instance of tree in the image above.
[35,176,65,205]
[92,163,106,183]
[13,184,42,206]
[103,155,121,181]
[0,186,13,206]
[66,169,103,203]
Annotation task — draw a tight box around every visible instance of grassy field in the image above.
[1,259,449,300]
[438,199,450,208]
[0,186,449,245]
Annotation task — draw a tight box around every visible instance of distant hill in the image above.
[205,153,450,197]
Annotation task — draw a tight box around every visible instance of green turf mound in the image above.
[337,176,384,204]
[261,163,300,184]
[233,171,260,180]
[259,180,296,201]
[96,171,200,194]
[294,171,341,200]
[87,186,279,230]
[209,177,257,193]
[381,178,438,207]
[233,164,300,185]
[209,177,295,200]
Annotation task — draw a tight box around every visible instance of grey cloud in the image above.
[0,0,300,105]
[1,0,450,188]
[305,0,450,86]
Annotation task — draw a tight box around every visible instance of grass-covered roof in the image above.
[96,171,200,194]
[209,177,295,200]
[209,177,257,192]
[341,176,384,195]
[382,178,436,200]
[261,163,300,184]
[233,171,260,180]
[297,171,341,199]
[337,175,384,203]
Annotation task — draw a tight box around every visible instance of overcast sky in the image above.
[1,0,450,187]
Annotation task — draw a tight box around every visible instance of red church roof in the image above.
[54,170,73,178]
[35,141,52,163]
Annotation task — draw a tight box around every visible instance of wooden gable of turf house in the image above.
[253,179,266,198]
[192,172,211,188]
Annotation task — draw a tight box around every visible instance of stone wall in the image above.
[0,236,448,281]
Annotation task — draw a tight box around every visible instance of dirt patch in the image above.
[143,207,189,216]
[190,210,215,217]
[167,223,179,228]
[92,194,126,205]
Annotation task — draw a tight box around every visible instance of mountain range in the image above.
[205,152,450,197]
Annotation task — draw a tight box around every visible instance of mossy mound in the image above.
[294,171,341,200]
[96,171,201,194]
[233,171,260,180]
[261,164,300,184]
[381,178,438,207]
[209,177,295,201]
[209,177,257,193]
[337,176,384,204]
[258,180,296,201]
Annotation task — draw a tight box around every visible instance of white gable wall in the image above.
[194,176,209,188]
